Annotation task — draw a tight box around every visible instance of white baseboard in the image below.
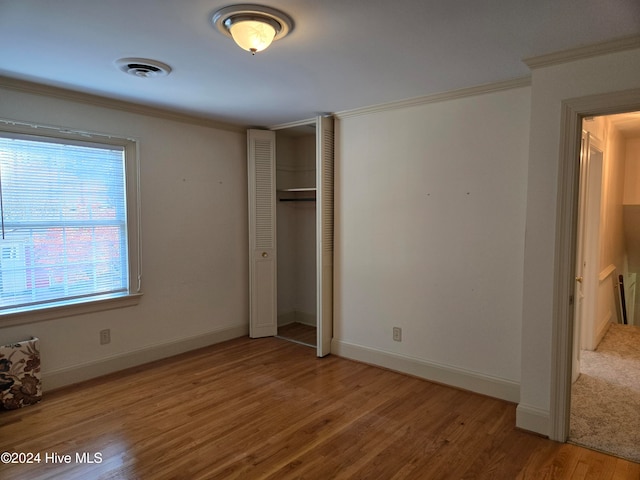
[42,323,248,391]
[278,310,316,327]
[330,339,520,403]
[516,403,550,437]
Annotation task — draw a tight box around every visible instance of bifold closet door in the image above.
[247,129,277,338]
[316,116,334,357]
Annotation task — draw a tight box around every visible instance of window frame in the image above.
[0,119,142,327]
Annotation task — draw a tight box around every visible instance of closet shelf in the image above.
[277,187,316,202]
[277,187,316,192]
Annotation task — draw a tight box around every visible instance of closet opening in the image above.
[274,122,318,348]
[247,115,333,355]
[568,112,640,462]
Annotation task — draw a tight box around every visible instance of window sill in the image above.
[0,293,143,328]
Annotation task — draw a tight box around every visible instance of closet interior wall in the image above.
[276,127,317,330]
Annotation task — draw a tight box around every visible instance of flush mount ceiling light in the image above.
[115,58,172,78]
[212,4,293,55]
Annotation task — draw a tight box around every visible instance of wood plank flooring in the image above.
[277,322,317,347]
[1,337,638,479]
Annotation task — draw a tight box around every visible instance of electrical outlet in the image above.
[392,327,402,342]
[99,329,111,345]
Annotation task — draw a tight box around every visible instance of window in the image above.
[0,122,141,322]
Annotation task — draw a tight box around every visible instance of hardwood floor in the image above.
[1,337,638,479]
[277,322,317,347]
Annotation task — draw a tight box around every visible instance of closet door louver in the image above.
[247,129,277,338]
[316,116,334,357]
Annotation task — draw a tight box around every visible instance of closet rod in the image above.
[279,198,316,202]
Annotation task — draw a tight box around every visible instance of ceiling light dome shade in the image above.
[227,16,278,53]
[212,4,293,54]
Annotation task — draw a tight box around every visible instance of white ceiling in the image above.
[1,0,639,127]
[609,112,640,138]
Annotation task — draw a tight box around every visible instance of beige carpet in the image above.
[570,323,640,463]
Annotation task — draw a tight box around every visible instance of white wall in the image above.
[624,137,640,205]
[599,123,627,276]
[0,84,248,389]
[623,137,640,324]
[276,201,317,324]
[333,85,530,400]
[519,46,640,435]
[595,120,626,344]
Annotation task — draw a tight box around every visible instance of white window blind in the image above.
[0,133,129,312]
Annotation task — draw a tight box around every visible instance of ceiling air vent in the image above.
[115,58,172,78]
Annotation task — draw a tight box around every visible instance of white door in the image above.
[316,116,334,357]
[247,129,277,338]
[572,132,589,383]
[572,131,603,381]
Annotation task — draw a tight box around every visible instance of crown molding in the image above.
[268,117,317,131]
[0,76,245,133]
[524,35,640,69]
[335,76,531,119]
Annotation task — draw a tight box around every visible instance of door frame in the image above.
[550,88,640,442]
[268,116,334,357]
